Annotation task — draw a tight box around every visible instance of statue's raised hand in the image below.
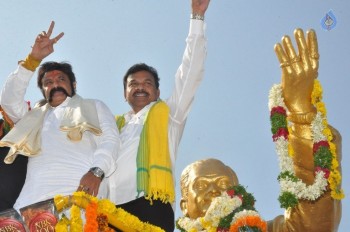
[274,29,319,114]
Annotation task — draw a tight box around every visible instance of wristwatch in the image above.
[89,167,105,180]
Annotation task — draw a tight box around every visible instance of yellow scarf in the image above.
[116,101,175,204]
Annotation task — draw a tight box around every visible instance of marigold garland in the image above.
[54,191,165,232]
[70,204,83,232]
[268,80,344,209]
[97,214,115,232]
[229,214,267,232]
[55,214,70,232]
[84,201,98,232]
[311,80,344,200]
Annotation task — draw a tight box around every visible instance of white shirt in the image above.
[108,19,207,205]
[0,66,120,209]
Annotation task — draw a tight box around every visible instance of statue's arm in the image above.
[268,28,342,232]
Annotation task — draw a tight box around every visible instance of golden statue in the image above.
[178,28,343,232]
[179,158,239,219]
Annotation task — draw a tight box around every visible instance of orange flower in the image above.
[84,201,98,232]
[229,215,267,232]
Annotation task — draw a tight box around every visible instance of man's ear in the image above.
[180,198,188,216]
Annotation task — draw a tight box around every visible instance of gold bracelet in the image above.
[287,112,316,124]
[19,54,41,71]
[191,13,204,21]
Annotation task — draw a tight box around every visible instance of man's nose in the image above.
[135,83,144,90]
[52,79,60,88]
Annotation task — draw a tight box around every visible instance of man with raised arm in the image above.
[108,0,211,231]
[0,22,119,209]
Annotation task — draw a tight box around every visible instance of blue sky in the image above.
[0,1,349,231]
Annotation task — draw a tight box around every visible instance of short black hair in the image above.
[123,63,160,90]
[37,61,76,97]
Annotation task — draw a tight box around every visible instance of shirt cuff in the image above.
[189,19,205,35]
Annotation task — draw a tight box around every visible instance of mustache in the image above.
[48,87,70,102]
[133,90,149,96]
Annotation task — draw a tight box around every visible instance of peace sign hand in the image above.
[30,21,64,61]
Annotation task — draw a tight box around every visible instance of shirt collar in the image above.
[124,101,156,121]
[48,96,72,109]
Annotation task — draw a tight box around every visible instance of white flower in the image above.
[177,217,203,231]
[268,84,287,110]
[275,138,294,173]
[204,194,242,227]
[231,210,260,224]
[311,112,327,142]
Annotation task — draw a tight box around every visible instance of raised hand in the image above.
[192,0,211,16]
[30,21,64,61]
[274,29,319,114]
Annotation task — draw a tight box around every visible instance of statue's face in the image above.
[182,160,238,219]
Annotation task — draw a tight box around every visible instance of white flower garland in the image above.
[311,112,327,142]
[177,192,243,232]
[268,84,328,203]
[204,192,242,227]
